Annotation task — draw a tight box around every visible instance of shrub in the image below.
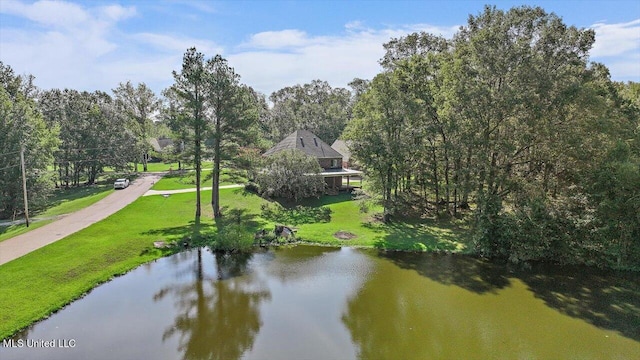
[261,202,332,225]
[244,181,260,194]
[352,188,372,213]
[214,224,255,252]
[256,149,325,201]
[474,195,582,265]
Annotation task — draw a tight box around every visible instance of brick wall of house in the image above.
[324,176,341,188]
[318,157,342,170]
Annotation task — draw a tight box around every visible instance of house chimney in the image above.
[300,137,304,147]
[313,137,318,146]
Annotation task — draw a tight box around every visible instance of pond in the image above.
[1,246,639,359]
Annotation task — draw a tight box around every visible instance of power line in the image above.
[0,150,21,158]
[55,146,119,152]
[53,156,131,165]
[0,164,20,172]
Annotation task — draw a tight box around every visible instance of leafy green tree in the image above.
[588,142,640,268]
[256,150,325,201]
[39,89,133,187]
[345,71,415,220]
[348,78,370,102]
[169,48,209,218]
[268,80,352,144]
[380,31,449,70]
[205,56,258,218]
[0,62,58,219]
[113,81,160,172]
[160,88,192,171]
[168,49,258,219]
[347,6,638,267]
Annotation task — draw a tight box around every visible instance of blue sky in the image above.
[1,0,639,97]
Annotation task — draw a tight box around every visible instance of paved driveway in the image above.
[0,173,164,266]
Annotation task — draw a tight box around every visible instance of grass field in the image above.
[281,194,471,251]
[134,161,214,172]
[0,187,470,340]
[151,168,248,190]
[0,191,199,339]
[39,185,115,217]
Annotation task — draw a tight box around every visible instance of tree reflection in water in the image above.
[154,248,270,360]
[342,252,640,360]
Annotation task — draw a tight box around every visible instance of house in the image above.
[330,139,354,169]
[148,137,174,153]
[263,129,362,191]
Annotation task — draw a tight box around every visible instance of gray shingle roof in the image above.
[264,130,343,159]
[330,139,352,162]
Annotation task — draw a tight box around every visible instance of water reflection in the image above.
[1,246,638,360]
[155,249,271,360]
[343,251,640,359]
[380,252,511,293]
[520,265,640,342]
[380,252,640,342]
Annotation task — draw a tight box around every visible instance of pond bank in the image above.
[2,246,638,359]
[0,188,475,340]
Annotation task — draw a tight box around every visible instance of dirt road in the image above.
[0,173,164,266]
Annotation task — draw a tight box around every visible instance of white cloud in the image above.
[133,33,223,55]
[1,0,637,99]
[0,0,137,60]
[603,54,640,80]
[591,19,640,57]
[100,4,137,22]
[230,24,458,96]
[1,0,89,28]
[0,0,139,91]
[170,0,217,15]
[589,19,640,81]
[245,29,311,49]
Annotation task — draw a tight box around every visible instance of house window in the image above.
[331,159,339,168]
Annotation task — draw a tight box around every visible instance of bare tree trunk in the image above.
[432,146,440,214]
[195,135,202,219]
[212,124,222,218]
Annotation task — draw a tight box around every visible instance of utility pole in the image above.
[20,145,29,227]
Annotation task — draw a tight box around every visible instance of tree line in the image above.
[1,5,637,269]
[345,5,639,268]
[0,51,354,220]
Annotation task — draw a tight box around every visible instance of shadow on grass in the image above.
[32,185,112,213]
[215,207,268,233]
[261,204,331,226]
[220,169,248,185]
[141,218,216,244]
[373,218,471,252]
[232,187,258,198]
[275,193,353,209]
[162,171,197,185]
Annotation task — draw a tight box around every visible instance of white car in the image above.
[114,178,130,189]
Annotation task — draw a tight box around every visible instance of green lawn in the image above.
[284,194,471,251]
[0,220,55,243]
[152,168,247,190]
[0,187,470,340]
[0,188,271,340]
[142,162,178,172]
[136,161,215,172]
[0,185,114,243]
[39,185,114,217]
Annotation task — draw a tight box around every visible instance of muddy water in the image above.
[1,246,639,359]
